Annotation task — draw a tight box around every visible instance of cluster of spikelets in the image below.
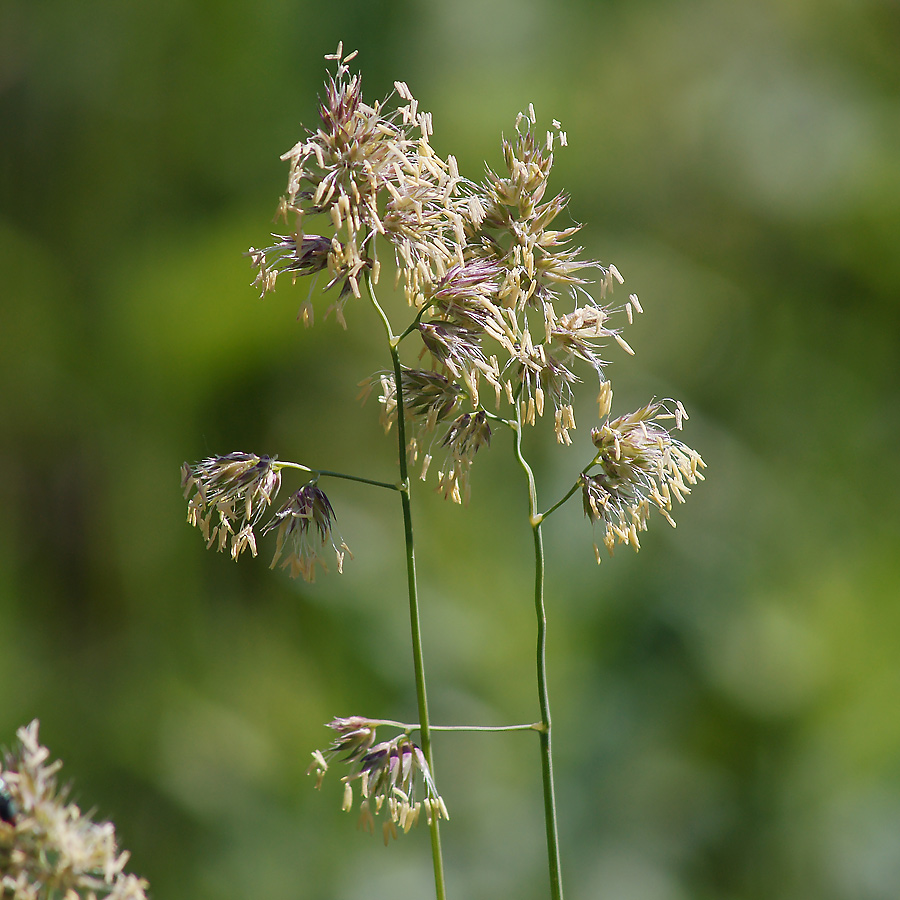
[184,44,704,581]
[247,45,634,457]
[307,717,448,846]
[0,721,149,900]
[582,399,705,559]
[181,454,350,581]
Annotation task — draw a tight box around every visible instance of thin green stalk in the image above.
[430,723,541,733]
[364,719,543,733]
[277,461,399,492]
[366,276,447,900]
[540,479,581,521]
[512,407,564,900]
[540,453,602,521]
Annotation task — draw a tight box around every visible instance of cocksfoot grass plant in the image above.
[183,44,705,900]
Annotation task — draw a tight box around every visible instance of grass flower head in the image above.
[263,483,351,582]
[436,411,492,504]
[582,399,706,559]
[182,452,282,560]
[249,43,470,325]
[308,718,448,846]
[0,721,149,900]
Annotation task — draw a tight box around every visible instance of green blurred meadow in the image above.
[2,1,900,898]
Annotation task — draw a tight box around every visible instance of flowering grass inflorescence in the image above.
[182,453,349,582]
[181,452,281,560]
[0,722,148,900]
[308,718,448,846]
[264,483,351,581]
[242,44,703,536]
[581,398,706,561]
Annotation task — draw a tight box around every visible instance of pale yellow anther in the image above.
[614,333,635,355]
[628,523,640,548]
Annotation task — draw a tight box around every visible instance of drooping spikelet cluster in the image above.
[0,721,149,900]
[264,483,352,581]
[181,452,282,560]
[181,454,349,581]
[581,398,706,560]
[308,717,448,846]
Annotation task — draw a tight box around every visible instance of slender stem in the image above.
[277,461,399,492]
[319,470,399,491]
[540,480,581,520]
[432,724,542,733]
[365,276,447,900]
[392,342,447,900]
[512,406,565,900]
[365,719,544,733]
[396,303,432,342]
[540,453,602,521]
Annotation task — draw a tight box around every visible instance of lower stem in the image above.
[391,342,447,900]
[365,274,446,899]
[512,412,564,900]
[533,521,564,900]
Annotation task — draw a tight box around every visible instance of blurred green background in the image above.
[2,1,899,898]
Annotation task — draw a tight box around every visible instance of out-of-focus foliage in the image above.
[1,1,899,899]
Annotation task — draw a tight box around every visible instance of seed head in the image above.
[418,320,500,404]
[514,337,579,444]
[249,48,470,323]
[0,721,149,900]
[364,368,464,476]
[428,260,505,331]
[470,111,598,314]
[247,233,333,296]
[583,399,706,560]
[437,411,492,504]
[182,452,282,561]
[308,718,448,845]
[242,55,697,519]
[263,483,351,582]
